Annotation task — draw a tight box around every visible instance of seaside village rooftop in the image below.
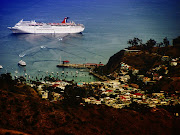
[26,53,180,114]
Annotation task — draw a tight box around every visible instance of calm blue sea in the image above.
[0,0,180,82]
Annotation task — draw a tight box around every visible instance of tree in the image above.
[0,73,15,90]
[146,39,156,48]
[63,85,86,106]
[127,37,142,47]
[157,42,163,47]
[173,36,180,47]
[163,37,169,47]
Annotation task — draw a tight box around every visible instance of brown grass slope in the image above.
[0,84,180,135]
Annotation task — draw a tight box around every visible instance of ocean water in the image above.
[0,0,180,82]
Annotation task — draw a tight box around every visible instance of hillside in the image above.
[103,37,180,75]
[103,46,180,75]
[0,77,180,135]
[100,37,180,92]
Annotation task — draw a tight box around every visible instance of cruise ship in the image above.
[8,17,85,34]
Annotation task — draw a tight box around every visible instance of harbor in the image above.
[0,62,102,83]
[56,60,106,81]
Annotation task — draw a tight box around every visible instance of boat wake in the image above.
[19,54,26,58]
[17,33,100,62]
[19,46,46,58]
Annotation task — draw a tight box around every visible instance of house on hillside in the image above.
[143,77,151,84]
[152,93,164,97]
[133,93,144,98]
[170,59,178,66]
[120,62,130,71]
[132,68,139,75]
[42,90,49,99]
[52,92,62,101]
[146,81,156,85]
[161,56,170,61]
[123,49,141,54]
[120,75,130,83]
[153,73,162,81]
[137,75,144,80]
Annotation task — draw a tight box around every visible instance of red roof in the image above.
[120,96,126,100]
[52,84,59,87]
[63,60,70,63]
[134,93,143,96]
[56,80,62,82]
[106,90,113,92]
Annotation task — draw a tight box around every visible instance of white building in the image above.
[42,90,49,99]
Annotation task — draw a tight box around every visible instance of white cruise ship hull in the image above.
[8,18,85,34]
[8,26,85,34]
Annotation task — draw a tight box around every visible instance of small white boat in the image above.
[18,60,26,66]
[15,70,18,74]
[40,46,46,49]
[0,65,3,69]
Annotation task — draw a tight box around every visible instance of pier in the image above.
[57,63,104,69]
[57,63,87,69]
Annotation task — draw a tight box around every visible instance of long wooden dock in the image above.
[57,64,90,69]
[57,63,103,69]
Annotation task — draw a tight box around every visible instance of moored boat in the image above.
[18,60,26,66]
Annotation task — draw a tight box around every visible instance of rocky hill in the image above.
[103,49,125,75]
[103,46,180,75]
[103,37,180,75]
[100,37,180,92]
